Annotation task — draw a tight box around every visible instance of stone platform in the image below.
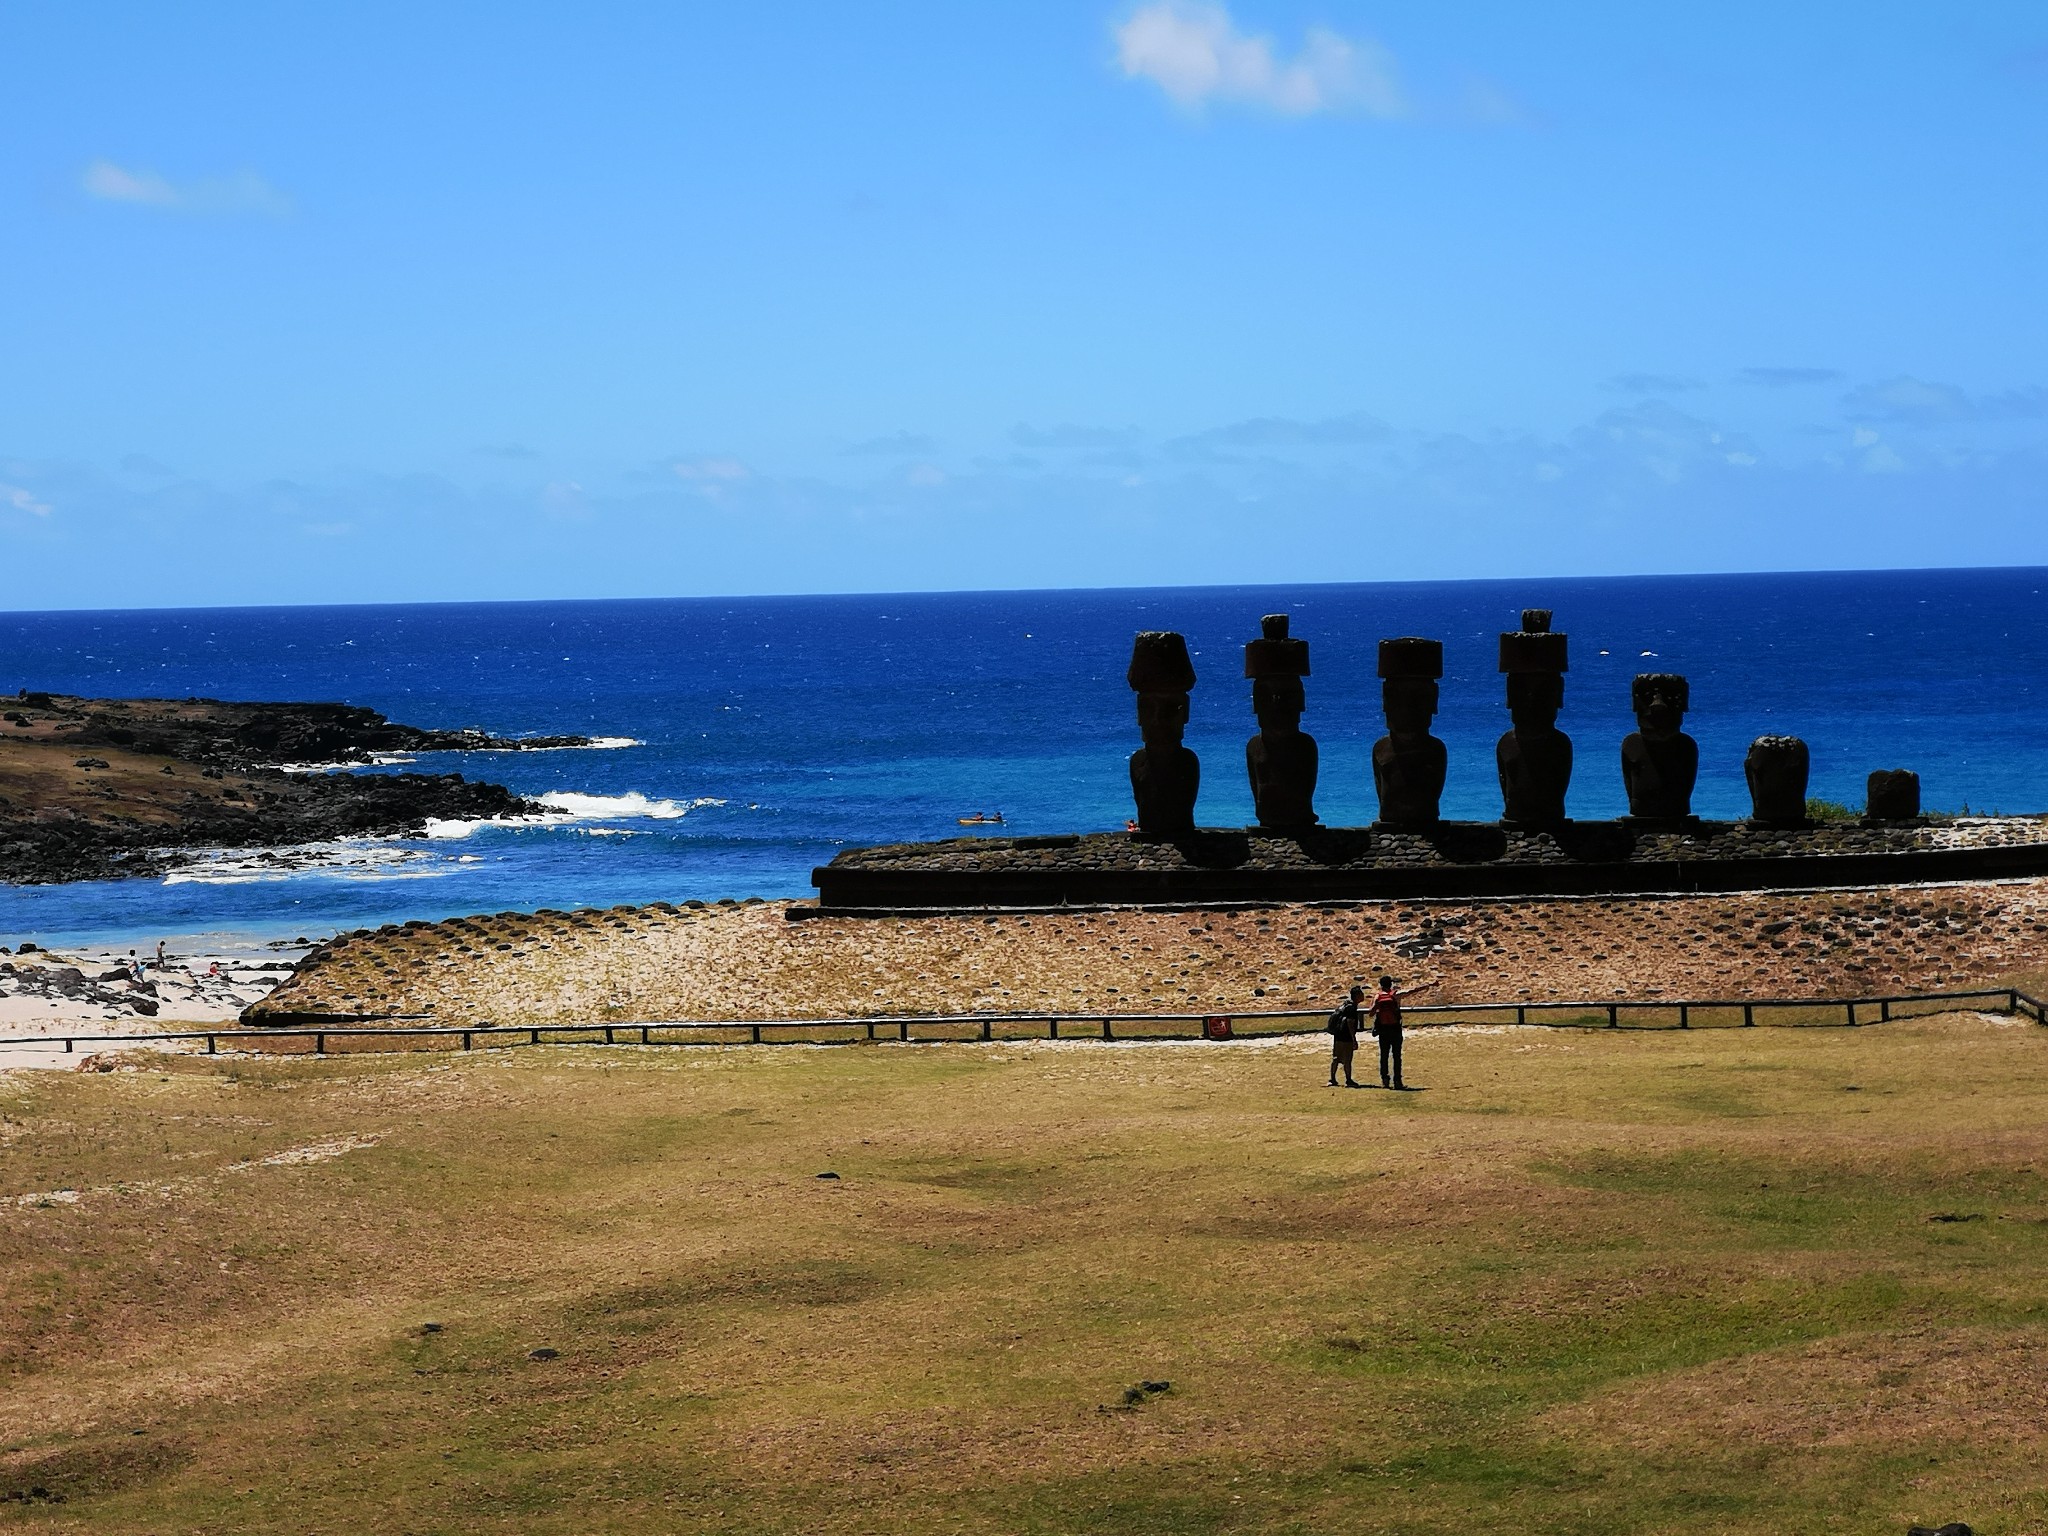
[811,816,2048,910]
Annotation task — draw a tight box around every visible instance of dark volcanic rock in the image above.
[0,692,562,885]
[22,692,594,769]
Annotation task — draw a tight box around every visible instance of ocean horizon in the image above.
[4,564,2045,947]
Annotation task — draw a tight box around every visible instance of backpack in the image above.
[1326,1006,1346,1036]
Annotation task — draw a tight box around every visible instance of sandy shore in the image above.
[0,941,298,1069]
[247,879,2048,1028]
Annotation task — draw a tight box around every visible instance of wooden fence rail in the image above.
[1,986,2042,1059]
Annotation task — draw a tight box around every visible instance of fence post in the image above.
[1515,1005,1526,1026]
[64,1038,73,1053]
[314,1032,325,1055]
[1678,1004,1689,1030]
[1607,1005,1618,1029]
[1049,1018,1059,1040]
[981,1019,991,1042]
[898,1021,908,1042]
[1742,1003,1754,1027]
[462,1030,472,1051]
[529,1028,539,1045]
[751,1023,762,1044]
[207,1034,217,1055]
[1845,1002,1855,1027]
[1880,999,1891,1022]
[1102,1018,1112,1040]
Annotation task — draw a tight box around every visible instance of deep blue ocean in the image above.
[3,568,2044,946]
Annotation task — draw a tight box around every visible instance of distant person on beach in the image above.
[155,940,166,971]
[1327,985,1366,1088]
[1369,974,1434,1090]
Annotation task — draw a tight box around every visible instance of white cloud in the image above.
[671,457,750,482]
[81,159,290,216]
[540,480,590,518]
[1844,375,2048,427]
[1,484,51,517]
[1113,1,1404,117]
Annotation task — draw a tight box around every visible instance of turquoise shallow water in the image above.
[2,567,2045,946]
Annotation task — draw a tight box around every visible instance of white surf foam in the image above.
[536,790,704,820]
[163,842,453,885]
[418,790,721,841]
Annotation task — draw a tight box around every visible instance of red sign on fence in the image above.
[1203,1016,1233,1040]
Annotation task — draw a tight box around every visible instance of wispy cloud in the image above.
[843,432,937,457]
[475,443,541,460]
[1604,373,1704,394]
[1843,375,2048,426]
[1172,411,1390,451]
[2,484,52,517]
[1011,423,1142,449]
[671,456,750,482]
[1113,1,1404,117]
[1737,366,1844,387]
[670,457,751,499]
[81,159,290,216]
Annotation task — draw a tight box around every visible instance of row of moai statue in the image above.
[1127,610,1921,834]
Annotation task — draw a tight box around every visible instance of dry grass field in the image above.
[4,1012,2047,1533]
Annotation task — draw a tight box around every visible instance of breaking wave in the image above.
[419,791,724,840]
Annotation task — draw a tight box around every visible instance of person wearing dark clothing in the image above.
[1327,986,1365,1087]
[1369,974,1434,1089]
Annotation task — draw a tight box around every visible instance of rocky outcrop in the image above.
[0,692,562,885]
[9,691,591,769]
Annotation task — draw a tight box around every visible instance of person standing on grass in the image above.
[1369,974,1434,1089]
[1327,985,1366,1088]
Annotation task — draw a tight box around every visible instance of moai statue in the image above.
[1243,614,1317,830]
[1496,609,1572,826]
[1621,673,1698,820]
[1127,631,1199,836]
[1745,736,1810,826]
[1372,637,1446,828]
[1866,769,1921,821]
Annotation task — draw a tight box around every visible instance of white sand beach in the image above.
[0,939,300,1071]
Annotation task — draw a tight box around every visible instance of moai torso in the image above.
[1126,632,1199,836]
[1243,614,1317,830]
[1744,735,1809,826]
[1372,637,1446,827]
[1620,672,1697,820]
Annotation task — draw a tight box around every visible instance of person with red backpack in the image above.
[1368,973,1434,1089]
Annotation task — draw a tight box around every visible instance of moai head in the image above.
[1499,610,1568,732]
[1630,673,1689,740]
[1128,630,1196,745]
[1135,688,1189,747]
[1378,638,1443,743]
[1252,674,1305,735]
[1244,613,1310,734]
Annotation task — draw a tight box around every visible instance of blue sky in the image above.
[3,1,2045,608]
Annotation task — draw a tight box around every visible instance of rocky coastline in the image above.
[0,692,587,885]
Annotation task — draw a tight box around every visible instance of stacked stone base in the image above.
[812,818,2048,910]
